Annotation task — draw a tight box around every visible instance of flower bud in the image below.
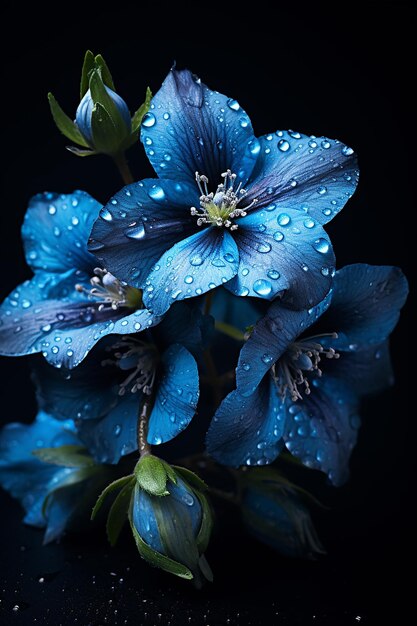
[75,84,131,151]
[130,457,213,586]
[48,50,151,158]
[240,469,325,559]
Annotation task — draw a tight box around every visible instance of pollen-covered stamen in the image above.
[191,170,257,230]
[272,332,340,402]
[102,337,158,396]
[75,268,141,311]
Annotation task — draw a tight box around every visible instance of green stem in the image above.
[113,152,134,185]
[137,401,152,457]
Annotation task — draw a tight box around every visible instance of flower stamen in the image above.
[272,332,340,402]
[191,170,257,230]
[102,337,158,396]
[75,268,142,311]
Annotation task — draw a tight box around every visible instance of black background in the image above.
[0,4,414,625]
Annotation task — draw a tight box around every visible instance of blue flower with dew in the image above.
[206,264,408,485]
[89,68,359,316]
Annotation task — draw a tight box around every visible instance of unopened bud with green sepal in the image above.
[91,457,213,587]
[48,50,152,157]
[238,467,326,560]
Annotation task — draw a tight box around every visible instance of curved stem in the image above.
[137,400,152,457]
[113,152,134,185]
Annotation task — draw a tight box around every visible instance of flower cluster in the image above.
[0,57,408,587]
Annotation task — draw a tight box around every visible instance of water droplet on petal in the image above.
[48,205,56,215]
[190,255,204,266]
[321,139,331,149]
[21,299,32,309]
[261,353,273,364]
[304,217,315,229]
[278,139,290,152]
[184,275,193,284]
[99,207,113,222]
[224,252,235,263]
[267,269,280,280]
[253,279,272,296]
[125,223,146,240]
[142,112,156,127]
[273,231,284,242]
[317,185,327,195]
[257,242,272,253]
[148,185,165,201]
[227,98,240,111]
[342,145,354,156]
[277,213,291,226]
[313,238,330,254]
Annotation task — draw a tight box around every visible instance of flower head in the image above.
[34,302,207,463]
[89,68,359,316]
[0,191,160,368]
[207,264,408,485]
[0,412,109,543]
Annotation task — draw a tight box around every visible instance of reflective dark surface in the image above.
[0,5,414,624]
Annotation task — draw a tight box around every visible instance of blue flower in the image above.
[0,411,109,543]
[34,302,205,463]
[240,469,325,559]
[206,264,408,485]
[131,472,213,586]
[89,68,359,316]
[0,191,160,368]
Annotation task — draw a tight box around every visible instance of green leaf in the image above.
[32,445,96,468]
[89,70,129,141]
[90,102,119,154]
[131,87,152,133]
[172,466,208,493]
[94,54,115,91]
[214,320,245,342]
[160,460,178,486]
[129,510,193,580]
[195,491,213,554]
[80,50,95,98]
[41,467,97,518]
[91,475,134,520]
[48,93,90,147]
[134,455,169,496]
[66,146,97,157]
[106,480,135,546]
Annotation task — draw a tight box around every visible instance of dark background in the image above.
[0,4,414,624]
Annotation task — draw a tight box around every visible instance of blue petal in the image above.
[206,377,284,467]
[323,340,394,396]
[88,179,198,289]
[244,131,359,224]
[34,339,121,421]
[76,393,140,463]
[0,275,158,368]
[227,205,335,308]
[0,412,78,527]
[236,292,331,397]
[133,484,164,553]
[320,264,409,350]
[283,377,360,486]
[147,344,199,445]
[22,191,100,275]
[141,68,259,187]
[154,301,214,357]
[143,229,239,316]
